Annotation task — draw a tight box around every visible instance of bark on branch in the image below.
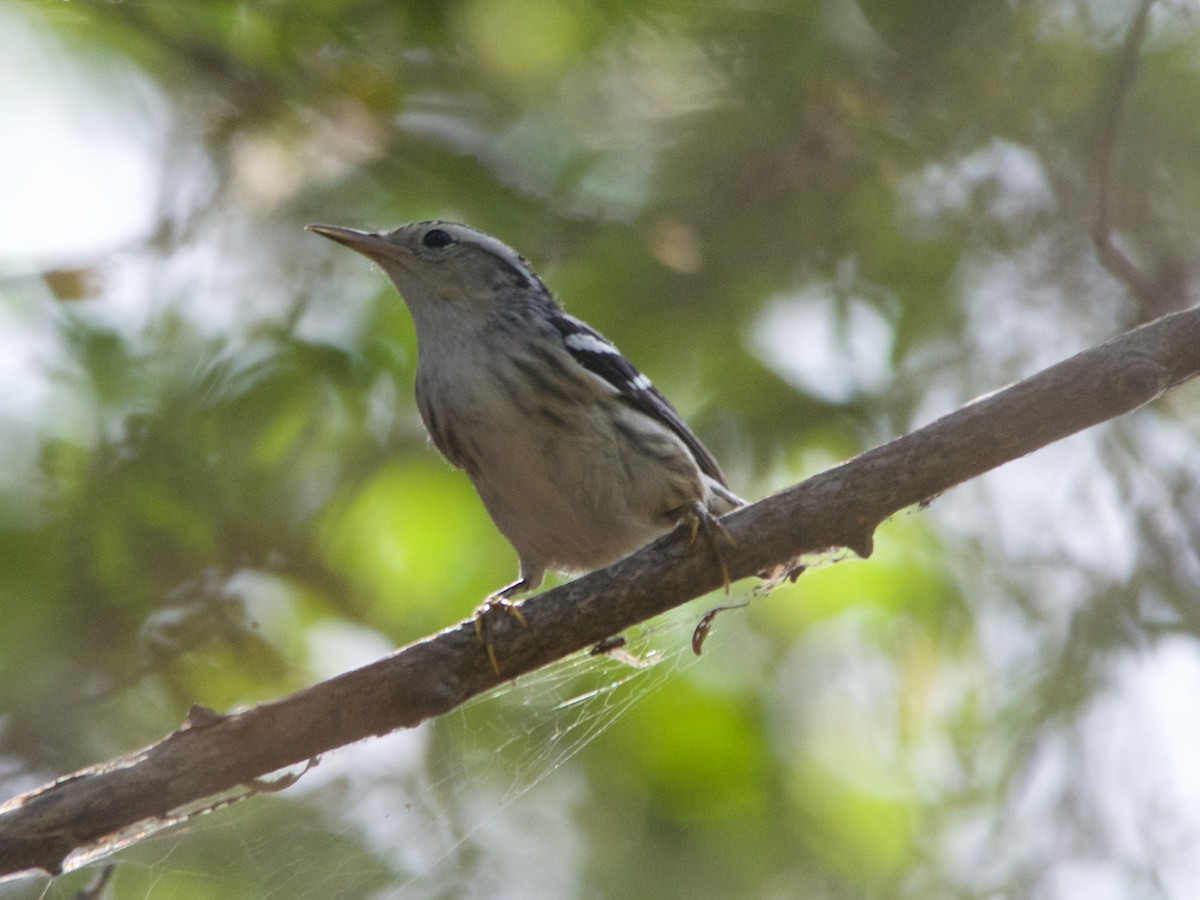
[3,306,1200,878]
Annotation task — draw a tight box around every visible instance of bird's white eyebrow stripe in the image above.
[564,332,618,355]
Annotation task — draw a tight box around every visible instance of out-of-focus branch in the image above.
[1092,0,1161,312]
[3,305,1200,879]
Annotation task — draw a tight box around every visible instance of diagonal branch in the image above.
[3,306,1200,879]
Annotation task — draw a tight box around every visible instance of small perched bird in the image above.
[308,221,742,654]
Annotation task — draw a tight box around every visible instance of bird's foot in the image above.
[681,501,737,592]
[474,583,530,675]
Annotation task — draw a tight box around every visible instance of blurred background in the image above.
[3,0,1200,897]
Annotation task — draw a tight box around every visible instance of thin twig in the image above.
[1092,0,1160,311]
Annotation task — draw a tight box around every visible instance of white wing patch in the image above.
[564,332,619,355]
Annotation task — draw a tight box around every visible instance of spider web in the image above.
[3,594,759,900]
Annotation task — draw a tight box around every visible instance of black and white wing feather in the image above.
[549,313,731,488]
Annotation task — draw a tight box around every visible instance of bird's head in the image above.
[308,221,549,327]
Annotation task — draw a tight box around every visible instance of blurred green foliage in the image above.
[3,0,1200,898]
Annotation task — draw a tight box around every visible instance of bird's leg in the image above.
[678,501,737,592]
[474,575,532,674]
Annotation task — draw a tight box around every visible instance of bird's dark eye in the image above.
[422,228,455,249]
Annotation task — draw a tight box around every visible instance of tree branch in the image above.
[3,306,1200,878]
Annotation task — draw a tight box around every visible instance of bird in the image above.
[308,221,743,666]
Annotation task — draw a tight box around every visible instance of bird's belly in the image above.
[468,402,702,573]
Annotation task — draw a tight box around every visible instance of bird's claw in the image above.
[682,502,737,592]
[474,596,528,674]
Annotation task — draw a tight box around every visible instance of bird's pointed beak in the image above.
[306,224,408,263]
